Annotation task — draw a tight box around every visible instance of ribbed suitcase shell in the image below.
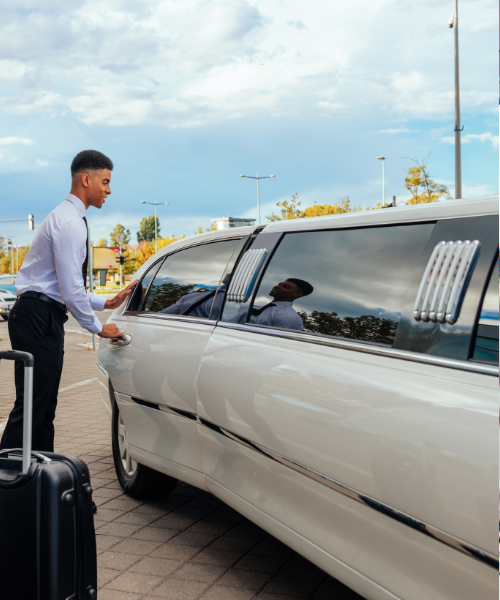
[0,452,98,599]
[0,349,97,599]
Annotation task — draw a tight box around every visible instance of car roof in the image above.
[134,196,498,280]
[264,196,498,234]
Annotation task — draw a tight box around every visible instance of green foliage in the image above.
[298,310,398,345]
[266,194,361,222]
[109,224,131,247]
[137,216,160,242]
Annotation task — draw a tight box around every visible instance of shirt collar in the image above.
[273,301,293,307]
[65,193,86,218]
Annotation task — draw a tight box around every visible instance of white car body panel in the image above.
[200,432,496,600]
[96,197,499,600]
[196,327,497,555]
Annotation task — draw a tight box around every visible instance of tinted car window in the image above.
[249,224,434,345]
[144,240,240,317]
[471,263,499,364]
[127,259,164,312]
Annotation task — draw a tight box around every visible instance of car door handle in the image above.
[110,334,132,347]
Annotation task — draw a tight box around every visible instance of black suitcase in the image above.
[0,350,98,599]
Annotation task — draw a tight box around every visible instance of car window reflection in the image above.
[144,241,239,316]
[250,224,434,344]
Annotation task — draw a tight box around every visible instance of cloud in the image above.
[440,131,499,149]
[0,136,35,145]
[35,158,48,167]
[0,0,495,128]
[376,128,420,134]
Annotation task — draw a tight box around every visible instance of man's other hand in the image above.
[104,280,138,310]
[98,324,126,339]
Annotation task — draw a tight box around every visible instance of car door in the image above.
[196,215,499,600]
[104,236,243,480]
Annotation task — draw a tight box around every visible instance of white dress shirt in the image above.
[15,193,106,333]
[248,301,304,331]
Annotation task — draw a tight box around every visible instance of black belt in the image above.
[19,291,67,312]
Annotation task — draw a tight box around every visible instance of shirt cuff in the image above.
[88,292,106,311]
[87,315,103,334]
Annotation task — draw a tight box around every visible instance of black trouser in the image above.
[0,296,67,452]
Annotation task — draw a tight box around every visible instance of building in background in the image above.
[211,217,256,230]
[0,237,12,255]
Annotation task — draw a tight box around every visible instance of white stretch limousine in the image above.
[96,197,499,600]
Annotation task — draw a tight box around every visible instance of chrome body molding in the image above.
[217,322,499,376]
[96,360,108,377]
[113,391,497,569]
[122,313,217,327]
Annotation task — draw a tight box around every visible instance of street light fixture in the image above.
[448,1,462,200]
[239,174,276,225]
[141,201,170,254]
[377,157,385,208]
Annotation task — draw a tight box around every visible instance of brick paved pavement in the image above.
[0,313,364,600]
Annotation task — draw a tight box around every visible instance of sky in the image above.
[0,0,498,247]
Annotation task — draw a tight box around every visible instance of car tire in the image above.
[1,315,7,321]
[111,399,177,499]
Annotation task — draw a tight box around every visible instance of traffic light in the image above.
[116,256,125,265]
[28,214,35,230]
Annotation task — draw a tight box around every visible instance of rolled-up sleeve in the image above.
[52,221,103,334]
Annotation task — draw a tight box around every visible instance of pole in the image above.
[154,203,158,254]
[16,247,19,273]
[453,0,462,200]
[256,173,261,226]
[87,224,96,351]
[382,160,385,207]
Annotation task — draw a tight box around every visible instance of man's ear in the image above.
[81,173,90,188]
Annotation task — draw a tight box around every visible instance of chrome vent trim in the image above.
[227,249,268,302]
[413,240,480,324]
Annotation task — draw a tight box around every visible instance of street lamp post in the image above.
[239,173,276,226]
[141,201,169,254]
[116,233,125,291]
[449,1,462,199]
[377,157,385,207]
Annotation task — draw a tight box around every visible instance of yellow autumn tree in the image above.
[404,156,450,205]
[194,223,218,234]
[302,197,362,217]
[266,193,361,221]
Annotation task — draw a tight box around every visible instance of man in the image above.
[248,278,313,331]
[0,150,135,453]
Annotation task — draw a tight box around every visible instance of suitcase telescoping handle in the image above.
[0,350,34,474]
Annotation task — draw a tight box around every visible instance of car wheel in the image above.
[111,400,177,499]
[1,315,7,321]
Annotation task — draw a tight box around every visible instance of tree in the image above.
[404,155,450,205]
[97,237,108,247]
[302,197,362,217]
[266,193,361,222]
[137,216,160,242]
[109,224,131,247]
[266,193,302,222]
[194,223,218,235]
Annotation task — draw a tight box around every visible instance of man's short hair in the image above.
[286,278,314,297]
[71,150,113,177]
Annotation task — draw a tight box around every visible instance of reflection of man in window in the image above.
[160,274,230,319]
[249,278,313,331]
